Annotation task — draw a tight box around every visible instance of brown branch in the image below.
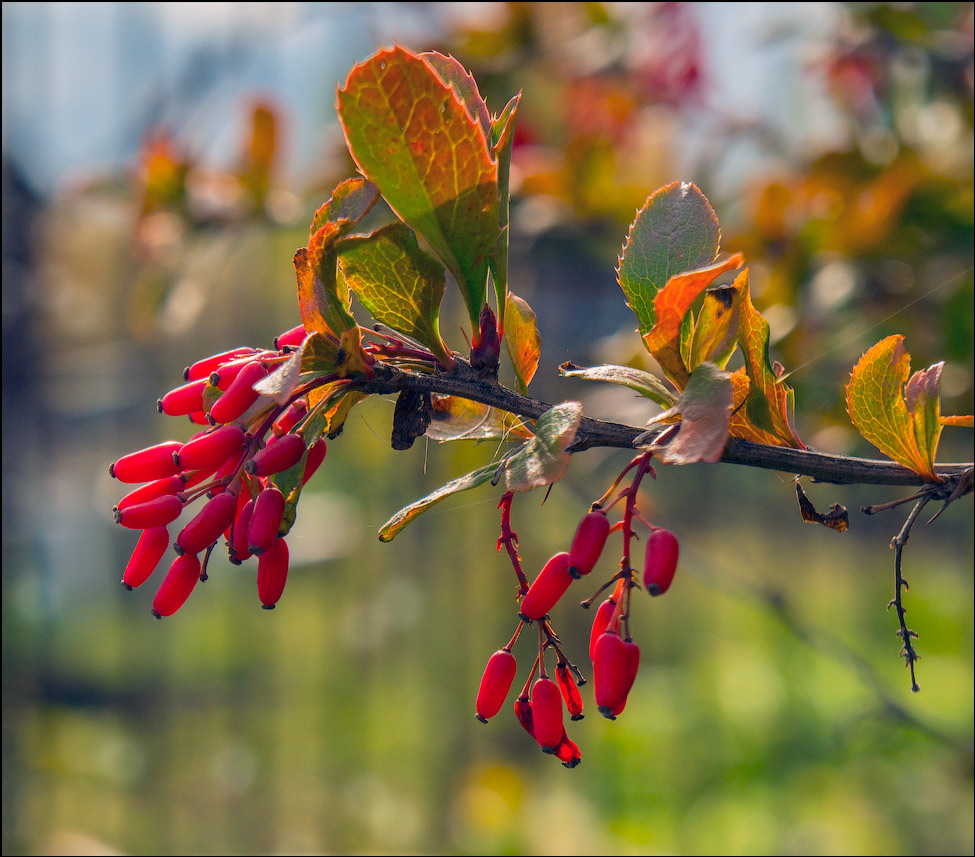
[358,363,975,489]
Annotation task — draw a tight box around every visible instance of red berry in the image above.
[122,526,170,589]
[272,400,307,436]
[209,356,260,390]
[594,633,640,719]
[110,441,182,483]
[531,678,564,752]
[188,410,210,426]
[274,324,308,350]
[247,486,286,555]
[114,495,183,529]
[157,378,209,417]
[245,433,305,477]
[553,730,582,768]
[175,492,237,555]
[513,696,534,738]
[643,527,679,596]
[116,475,185,511]
[519,552,572,620]
[555,662,584,720]
[208,361,268,424]
[152,553,202,618]
[257,537,289,608]
[589,598,618,661]
[301,438,327,485]
[176,424,246,473]
[184,347,258,381]
[230,498,255,564]
[608,641,641,718]
[475,650,517,723]
[567,510,610,577]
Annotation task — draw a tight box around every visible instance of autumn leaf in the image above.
[731,269,804,448]
[502,402,582,493]
[504,292,541,393]
[642,253,744,388]
[337,223,452,365]
[617,181,722,336]
[686,283,743,371]
[426,395,532,443]
[846,335,965,482]
[644,363,734,465]
[310,176,380,236]
[419,52,492,138]
[337,46,500,330]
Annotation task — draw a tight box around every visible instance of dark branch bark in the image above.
[359,363,974,489]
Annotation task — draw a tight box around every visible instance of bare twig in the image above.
[887,496,931,693]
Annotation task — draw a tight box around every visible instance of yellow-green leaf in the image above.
[846,335,947,482]
[502,402,582,493]
[337,47,500,329]
[558,362,677,409]
[688,283,743,370]
[337,223,451,365]
[490,92,521,326]
[504,292,541,393]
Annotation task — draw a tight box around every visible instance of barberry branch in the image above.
[358,362,974,489]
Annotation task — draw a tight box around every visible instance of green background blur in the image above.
[3,4,973,855]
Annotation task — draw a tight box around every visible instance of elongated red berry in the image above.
[110,441,182,483]
[230,498,255,564]
[475,650,518,723]
[184,347,258,381]
[245,433,305,477]
[248,486,286,555]
[567,510,610,578]
[643,527,679,596]
[553,730,582,768]
[301,437,327,486]
[188,410,210,426]
[208,361,268,424]
[273,400,307,436]
[514,696,534,737]
[175,491,237,555]
[209,355,262,390]
[608,641,640,718]
[274,324,308,350]
[122,526,170,589]
[116,475,185,511]
[531,678,564,752]
[519,552,572,620]
[158,378,208,417]
[176,424,246,473]
[257,537,289,608]
[594,633,640,719]
[555,662,584,720]
[152,553,201,618]
[115,495,183,529]
[589,597,618,661]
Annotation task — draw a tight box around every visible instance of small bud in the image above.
[469,304,501,373]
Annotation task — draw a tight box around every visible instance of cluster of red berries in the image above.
[110,325,327,617]
[475,453,680,767]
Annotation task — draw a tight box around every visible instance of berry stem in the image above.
[498,491,530,596]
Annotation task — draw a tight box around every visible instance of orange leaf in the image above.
[504,293,541,393]
[642,253,744,388]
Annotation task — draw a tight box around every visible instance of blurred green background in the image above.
[3,3,972,855]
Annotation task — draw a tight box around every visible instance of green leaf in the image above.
[426,395,532,443]
[618,181,721,336]
[337,46,500,329]
[378,463,497,542]
[687,283,743,370]
[645,363,734,465]
[310,176,380,236]
[504,292,541,393]
[420,52,492,139]
[733,269,804,449]
[846,335,946,481]
[502,402,582,493]
[489,92,521,326]
[558,362,677,409]
[642,253,745,388]
[337,223,451,365]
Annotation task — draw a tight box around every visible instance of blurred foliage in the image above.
[3,2,973,855]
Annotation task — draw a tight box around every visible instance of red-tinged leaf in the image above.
[337,223,452,365]
[503,403,582,493]
[299,331,342,373]
[618,181,722,336]
[310,176,380,236]
[490,92,521,326]
[504,292,541,393]
[558,362,677,409]
[420,52,492,139]
[426,395,532,443]
[642,253,745,388]
[645,363,734,465]
[727,368,785,446]
[687,283,743,370]
[846,336,946,482]
[733,269,805,448]
[379,463,498,542]
[940,415,974,427]
[337,47,500,329]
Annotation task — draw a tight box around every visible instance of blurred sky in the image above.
[2,2,840,195]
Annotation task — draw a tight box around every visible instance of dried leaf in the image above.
[503,402,582,493]
[391,389,432,450]
[795,481,849,532]
[504,292,542,393]
[426,395,532,443]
